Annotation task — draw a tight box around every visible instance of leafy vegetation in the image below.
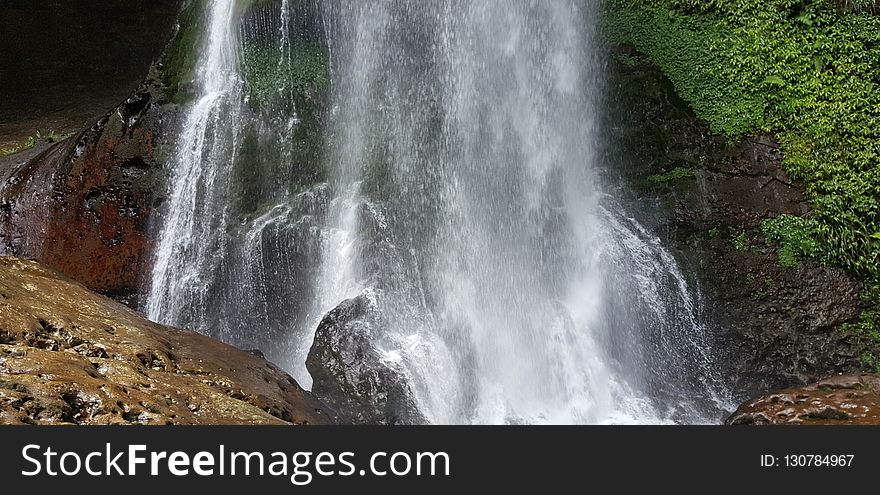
[614,51,648,67]
[761,214,822,267]
[647,166,696,184]
[0,130,70,157]
[732,232,748,252]
[603,0,880,360]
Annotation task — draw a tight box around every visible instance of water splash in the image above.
[316,0,730,424]
[147,0,732,424]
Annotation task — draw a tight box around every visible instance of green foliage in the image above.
[732,232,748,252]
[647,166,696,184]
[841,308,880,372]
[614,52,648,67]
[241,42,329,109]
[865,352,880,373]
[0,130,71,157]
[761,214,821,267]
[603,2,765,136]
[605,0,880,352]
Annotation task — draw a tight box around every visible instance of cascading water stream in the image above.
[147,0,732,424]
[146,0,243,326]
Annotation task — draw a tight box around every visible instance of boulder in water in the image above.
[306,292,426,425]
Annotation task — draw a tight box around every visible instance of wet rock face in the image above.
[0,257,334,425]
[306,293,426,425]
[726,374,880,425]
[605,48,867,399]
[0,84,170,303]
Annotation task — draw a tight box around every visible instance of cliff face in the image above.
[0,257,334,425]
[0,1,875,424]
[0,1,185,303]
[604,49,869,400]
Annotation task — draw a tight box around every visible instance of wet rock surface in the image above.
[0,257,333,425]
[606,48,867,400]
[0,81,171,303]
[726,374,880,425]
[306,292,426,425]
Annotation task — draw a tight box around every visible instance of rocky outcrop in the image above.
[726,374,880,425]
[0,83,170,304]
[0,256,333,425]
[0,1,192,305]
[306,292,426,425]
[606,48,868,399]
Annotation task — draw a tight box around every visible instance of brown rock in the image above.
[0,256,334,425]
[0,0,182,150]
[0,87,167,303]
[726,374,880,425]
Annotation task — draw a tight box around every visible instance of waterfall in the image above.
[146,0,243,326]
[147,0,731,424]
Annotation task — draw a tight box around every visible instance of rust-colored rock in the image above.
[0,87,167,302]
[726,374,880,425]
[0,256,334,425]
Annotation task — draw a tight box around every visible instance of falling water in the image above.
[147,0,731,424]
[146,0,243,325]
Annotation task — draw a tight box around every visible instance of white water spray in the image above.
[147,0,731,424]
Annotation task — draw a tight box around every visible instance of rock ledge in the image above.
[726,374,880,425]
[0,257,333,425]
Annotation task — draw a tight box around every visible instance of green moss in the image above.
[241,42,329,109]
[161,0,207,104]
[604,0,880,353]
[647,166,696,184]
